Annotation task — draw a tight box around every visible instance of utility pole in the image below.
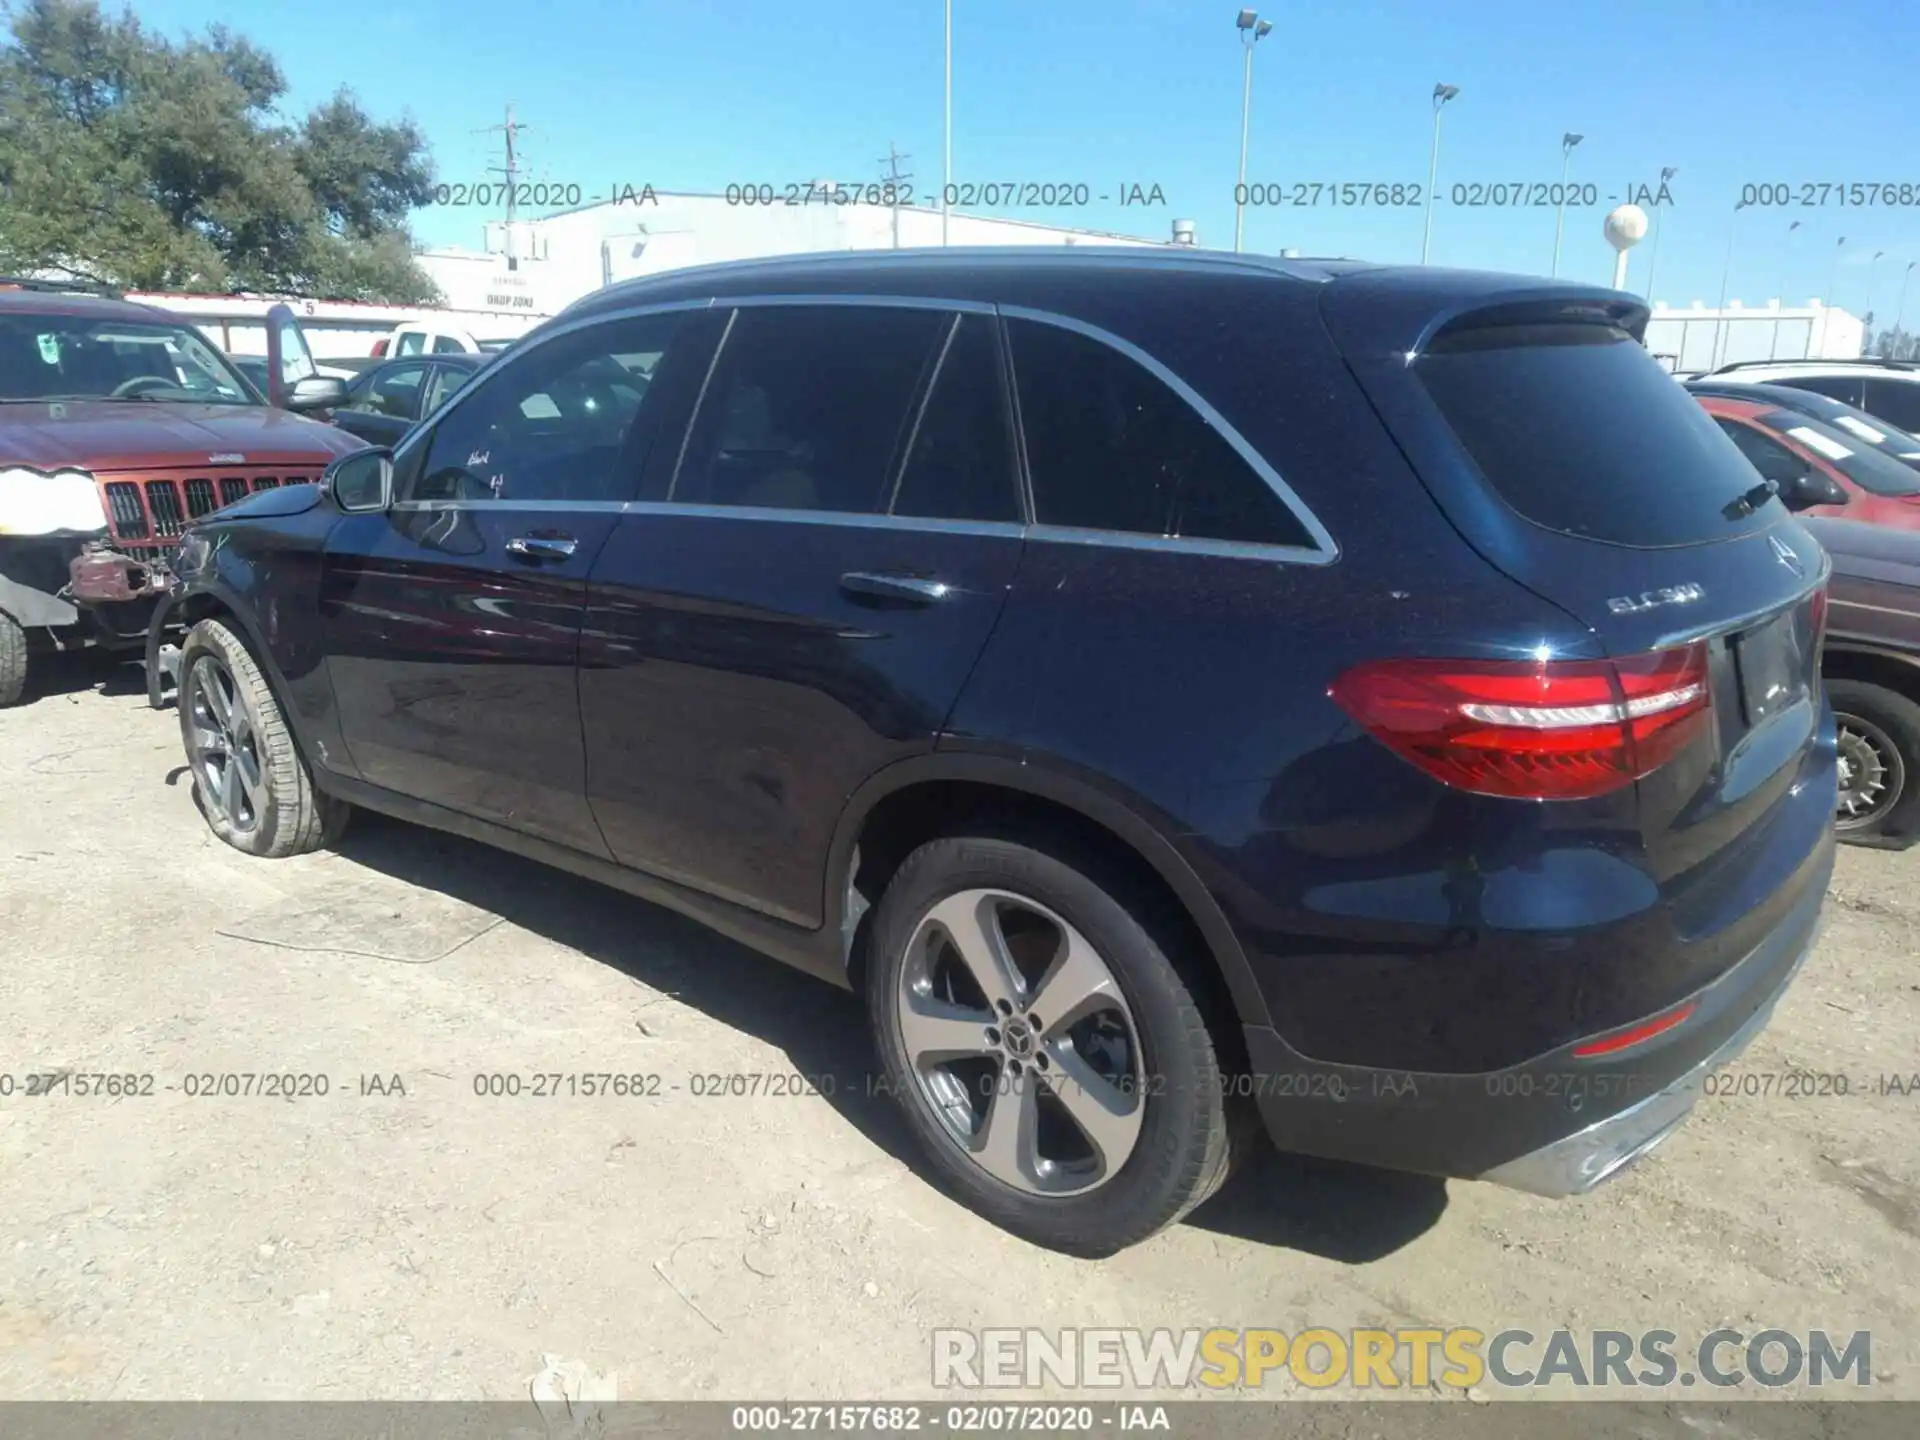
[478,104,530,267]
[879,142,913,250]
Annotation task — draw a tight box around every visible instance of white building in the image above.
[416,190,1197,320]
[1644,300,1865,373]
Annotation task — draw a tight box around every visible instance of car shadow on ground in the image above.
[19,649,145,703]
[327,809,1447,1262]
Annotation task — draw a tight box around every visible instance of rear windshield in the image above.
[1418,323,1776,546]
[1755,410,1920,496]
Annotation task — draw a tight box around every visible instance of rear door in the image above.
[320,308,704,856]
[580,301,1026,926]
[1322,283,1829,898]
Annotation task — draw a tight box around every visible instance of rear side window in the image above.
[890,315,1022,524]
[1009,318,1312,546]
[1864,377,1920,434]
[1781,373,1864,407]
[1417,324,1775,546]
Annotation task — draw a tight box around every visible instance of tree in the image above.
[0,0,440,302]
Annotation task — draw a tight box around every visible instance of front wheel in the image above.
[1830,678,1920,848]
[0,609,25,707]
[864,834,1235,1256]
[178,617,348,857]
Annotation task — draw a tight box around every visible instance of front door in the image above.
[320,308,707,856]
[581,303,1028,925]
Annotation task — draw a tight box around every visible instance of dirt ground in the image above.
[3,653,1917,1422]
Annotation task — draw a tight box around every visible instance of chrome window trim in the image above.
[624,500,1027,539]
[718,293,998,316]
[1024,523,1335,565]
[995,303,1340,563]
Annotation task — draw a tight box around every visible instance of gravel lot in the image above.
[2,654,1917,1420]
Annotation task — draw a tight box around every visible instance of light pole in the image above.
[1865,249,1886,350]
[1897,260,1917,356]
[942,0,951,247]
[1421,83,1459,264]
[1641,165,1677,300]
[1233,10,1274,254]
[1712,202,1746,370]
[1769,219,1800,360]
[1550,132,1583,277]
[1819,236,1847,356]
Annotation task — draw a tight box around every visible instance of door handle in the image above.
[839,571,955,606]
[506,534,578,563]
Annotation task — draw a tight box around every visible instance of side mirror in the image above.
[286,375,349,413]
[327,448,394,513]
[1778,468,1848,510]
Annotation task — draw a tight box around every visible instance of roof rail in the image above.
[0,275,124,298]
[1708,356,1920,375]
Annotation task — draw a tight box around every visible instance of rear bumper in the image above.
[1241,828,1833,1187]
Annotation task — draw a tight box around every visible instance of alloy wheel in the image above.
[895,888,1145,1197]
[1835,712,1905,831]
[185,654,266,836]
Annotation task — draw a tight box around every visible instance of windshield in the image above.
[0,313,256,404]
[1755,409,1920,497]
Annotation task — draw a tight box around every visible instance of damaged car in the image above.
[0,279,362,705]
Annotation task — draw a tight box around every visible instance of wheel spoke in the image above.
[900,996,997,1066]
[1028,928,1123,1037]
[972,1071,1040,1188]
[204,668,234,729]
[190,724,227,757]
[921,892,1019,1011]
[234,745,265,815]
[220,754,244,822]
[1044,1042,1144,1174]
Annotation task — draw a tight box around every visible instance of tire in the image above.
[1829,678,1920,849]
[0,609,25,707]
[178,617,348,857]
[865,832,1235,1256]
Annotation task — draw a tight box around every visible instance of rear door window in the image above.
[1416,323,1776,546]
[1777,373,1864,407]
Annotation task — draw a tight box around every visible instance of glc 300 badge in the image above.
[1606,583,1706,615]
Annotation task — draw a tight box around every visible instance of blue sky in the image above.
[124,0,1920,320]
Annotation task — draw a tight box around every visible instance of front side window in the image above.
[1780,373,1864,407]
[346,363,428,420]
[1009,317,1311,546]
[408,313,684,505]
[672,305,945,515]
[433,336,466,355]
[394,331,428,357]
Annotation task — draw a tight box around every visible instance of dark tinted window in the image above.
[1418,324,1775,546]
[348,362,427,419]
[673,306,944,515]
[1755,409,1920,497]
[409,313,682,504]
[1778,373,1864,406]
[432,336,466,355]
[1864,377,1920,434]
[1010,318,1309,545]
[890,316,1021,524]
[1714,417,1805,484]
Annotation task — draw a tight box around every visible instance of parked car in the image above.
[1703,358,1920,433]
[0,279,359,706]
[1802,516,1920,846]
[371,322,517,360]
[151,250,1836,1255]
[1691,393,1920,530]
[1686,378,1920,472]
[326,353,487,447]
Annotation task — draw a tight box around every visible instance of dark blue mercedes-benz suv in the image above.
[150,248,1837,1256]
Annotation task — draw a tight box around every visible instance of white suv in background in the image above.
[371,322,517,360]
[1702,359,1920,433]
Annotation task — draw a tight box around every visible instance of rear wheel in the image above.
[0,610,25,707]
[1829,678,1920,848]
[179,617,348,857]
[865,833,1234,1256]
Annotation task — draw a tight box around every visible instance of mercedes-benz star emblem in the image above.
[1770,535,1805,577]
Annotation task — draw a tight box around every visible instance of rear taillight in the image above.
[1330,643,1712,801]
[1809,585,1829,651]
[371,338,389,357]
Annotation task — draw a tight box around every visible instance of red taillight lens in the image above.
[1329,643,1712,801]
[1809,585,1829,651]
[371,338,389,357]
[1571,1001,1697,1058]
